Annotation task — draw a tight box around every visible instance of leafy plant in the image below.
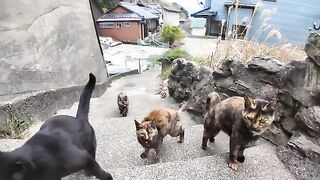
[94,0,118,11]
[7,113,32,139]
[161,66,172,80]
[162,48,191,63]
[160,25,184,46]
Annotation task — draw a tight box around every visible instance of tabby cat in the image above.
[117,92,129,117]
[134,108,184,162]
[202,92,276,170]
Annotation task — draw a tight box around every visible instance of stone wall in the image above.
[0,0,107,98]
[0,70,139,136]
[168,33,320,179]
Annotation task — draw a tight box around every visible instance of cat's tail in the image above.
[76,73,96,121]
[205,91,221,111]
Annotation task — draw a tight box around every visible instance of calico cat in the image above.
[202,92,276,170]
[117,92,129,117]
[134,108,184,162]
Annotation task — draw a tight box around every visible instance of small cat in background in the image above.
[117,92,129,117]
[134,108,184,162]
[202,92,276,170]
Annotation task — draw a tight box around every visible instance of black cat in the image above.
[0,73,112,180]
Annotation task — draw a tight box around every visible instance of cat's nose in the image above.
[252,124,258,129]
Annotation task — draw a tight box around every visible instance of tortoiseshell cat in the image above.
[134,108,184,162]
[202,92,276,170]
[117,92,129,117]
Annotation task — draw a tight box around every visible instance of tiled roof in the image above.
[224,0,256,8]
[97,13,141,22]
[144,7,161,15]
[120,2,159,19]
[162,5,181,13]
[191,8,217,17]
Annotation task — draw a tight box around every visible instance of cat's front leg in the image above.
[201,130,210,150]
[155,145,162,162]
[237,145,246,163]
[178,127,184,143]
[228,133,242,170]
[155,138,164,162]
[140,148,150,158]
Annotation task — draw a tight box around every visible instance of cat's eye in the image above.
[260,120,267,124]
[246,116,253,121]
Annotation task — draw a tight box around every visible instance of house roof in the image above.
[97,13,141,22]
[143,6,161,15]
[145,3,162,10]
[162,5,181,13]
[224,0,256,9]
[191,8,217,17]
[120,2,159,19]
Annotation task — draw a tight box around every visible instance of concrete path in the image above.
[181,37,218,57]
[0,67,295,180]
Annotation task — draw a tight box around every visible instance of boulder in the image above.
[295,106,320,138]
[277,132,320,180]
[305,32,320,66]
[168,58,206,103]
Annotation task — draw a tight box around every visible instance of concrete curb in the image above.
[0,69,139,135]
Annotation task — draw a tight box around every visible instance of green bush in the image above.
[159,48,191,79]
[160,25,184,46]
[161,66,172,80]
[6,113,32,139]
[162,48,191,63]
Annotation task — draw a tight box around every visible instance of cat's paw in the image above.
[178,139,184,143]
[201,145,207,150]
[155,156,162,163]
[140,153,148,159]
[228,161,239,170]
[209,137,215,143]
[102,172,113,180]
[237,156,245,163]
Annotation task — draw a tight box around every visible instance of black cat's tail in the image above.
[76,73,96,121]
[205,91,221,111]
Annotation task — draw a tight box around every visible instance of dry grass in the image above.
[195,1,307,69]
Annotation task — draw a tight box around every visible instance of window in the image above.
[116,23,122,28]
[99,22,115,29]
[124,22,130,27]
[232,25,247,39]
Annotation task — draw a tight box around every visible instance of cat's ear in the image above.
[11,162,26,180]
[244,95,255,109]
[150,121,157,129]
[263,99,277,111]
[134,120,141,130]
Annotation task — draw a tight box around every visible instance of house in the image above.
[89,0,104,28]
[191,0,320,45]
[162,5,181,26]
[97,2,159,43]
[136,0,163,27]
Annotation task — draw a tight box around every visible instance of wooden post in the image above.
[139,58,141,74]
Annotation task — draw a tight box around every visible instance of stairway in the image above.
[0,67,295,180]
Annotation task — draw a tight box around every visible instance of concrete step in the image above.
[0,117,229,169]
[65,144,295,180]
[91,117,229,169]
[0,116,267,171]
